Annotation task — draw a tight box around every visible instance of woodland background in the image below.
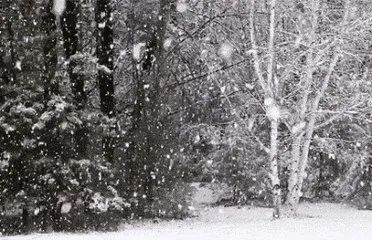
[0,0,371,235]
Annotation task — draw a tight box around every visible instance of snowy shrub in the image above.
[181,124,272,206]
[1,156,126,233]
[150,180,193,219]
[0,92,127,232]
[121,150,192,219]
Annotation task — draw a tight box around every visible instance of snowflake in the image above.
[219,43,234,60]
[133,42,146,60]
[177,1,188,13]
[53,0,66,16]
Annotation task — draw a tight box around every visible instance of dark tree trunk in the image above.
[96,0,115,162]
[96,0,115,117]
[0,54,8,105]
[61,0,86,106]
[61,0,88,157]
[123,0,144,195]
[125,0,174,213]
[21,205,29,233]
[51,201,63,231]
[143,0,173,201]
[41,1,58,102]
[6,20,17,84]
[0,1,15,106]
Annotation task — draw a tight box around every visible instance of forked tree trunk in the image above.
[283,0,351,217]
[283,0,319,216]
[285,52,340,215]
[292,0,349,209]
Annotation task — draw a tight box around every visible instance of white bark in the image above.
[250,0,281,218]
[294,0,351,203]
[249,0,270,95]
[296,53,340,198]
[267,0,282,219]
[285,134,303,214]
[285,0,351,216]
[285,0,319,215]
[267,0,276,93]
[270,119,282,218]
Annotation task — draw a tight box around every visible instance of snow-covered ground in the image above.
[3,203,372,240]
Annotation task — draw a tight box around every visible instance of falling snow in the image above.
[15,61,22,70]
[1,0,371,238]
[218,42,234,60]
[133,42,146,60]
[164,38,172,49]
[176,1,188,13]
[53,0,66,16]
[264,97,280,121]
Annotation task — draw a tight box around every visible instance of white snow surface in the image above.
[4,203,372,240]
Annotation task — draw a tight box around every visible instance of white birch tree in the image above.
[248,0,372,217]
[249,0,282,218]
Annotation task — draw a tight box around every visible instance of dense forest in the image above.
[0,0,371,235]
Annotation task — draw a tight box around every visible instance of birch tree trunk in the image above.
[270,118,282,218]
[284,0,320,215]
[250,0,282,218]
[284,0,350,216]
[295,54,340,204]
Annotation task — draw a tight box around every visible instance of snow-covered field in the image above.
[3,203,372,240]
